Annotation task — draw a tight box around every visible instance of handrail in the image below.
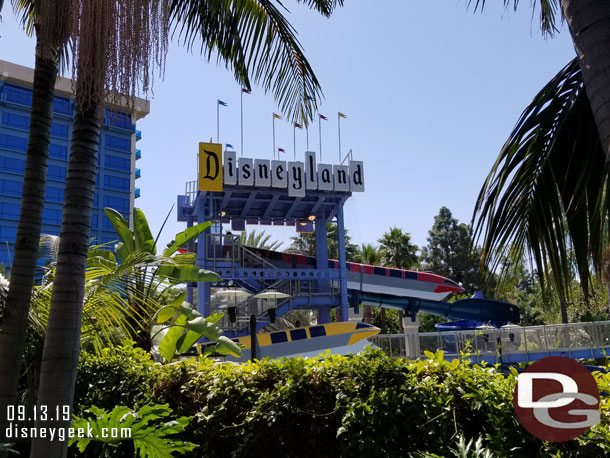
[371,320,610,362]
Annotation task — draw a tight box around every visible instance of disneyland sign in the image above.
[198,142,364,198]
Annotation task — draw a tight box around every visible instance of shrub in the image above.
[75,346,610,457]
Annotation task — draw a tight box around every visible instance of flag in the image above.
[338,112,347,118]
[278,148,286,153]
[319,114,328,121]
[294,122,303,129]
[242,88,251,94]
[273,113,282,119]
[218,99,228,106]
[226,143,234,149]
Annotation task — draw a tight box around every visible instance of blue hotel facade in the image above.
[0,60,150,266]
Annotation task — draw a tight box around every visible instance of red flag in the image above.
[278,148,286,153]
[242,88,251,94]
[294,122,303,129]
[319,114,328,120]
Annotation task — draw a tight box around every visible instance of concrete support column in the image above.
[402,317,421,359]
[336,204,349,322]
[314,212,331,322]
[196,193,211,317]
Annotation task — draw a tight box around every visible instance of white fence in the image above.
[370,321,610,363]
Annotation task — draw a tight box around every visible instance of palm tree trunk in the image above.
[30,96,101,457]
[560,298,569,324]
[562,1,610,163]
[0,35,58,432]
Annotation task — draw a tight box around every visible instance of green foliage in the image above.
[378,227,419,269]
[287,223,359,260]
[74,345,610,457]
[69,404,197,458]
[154,297,241,362]
[74,343,163,416]
[472,58,607,306]
[238,229,283,251]
[422,207,485,294]
[418,313,446,332]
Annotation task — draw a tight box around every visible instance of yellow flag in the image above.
[198,142,223,192]
[273,113,282,119]
[338,112,347,118]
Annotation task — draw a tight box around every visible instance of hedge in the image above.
[72,344,610,457]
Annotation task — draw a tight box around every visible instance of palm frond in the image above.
[169,0,326,123]
[473,58,608,302]
[467,0,560,37]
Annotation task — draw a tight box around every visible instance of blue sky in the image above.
[0,1,575,254]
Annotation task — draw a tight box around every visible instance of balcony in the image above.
[135,168,141,179]
[136,130,142,141]
[136,149,141,160]
[135,188,141,198]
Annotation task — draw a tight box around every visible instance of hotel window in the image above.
[42,208,62,225]
[45,187,64,203]
[0,157,25,174]
[1,112,29,130]
[103,196,129,213]
[48,165,66,181]
[91,213,98,229]
[51,122,69,139]
[103,175,129,192]
[0,179,23,197]
[53,96,71,115]
[105,134,131,152]
[0,203,20,220]
[104,155,130,172]
[3,85,32,106]
[0,226,17,242]
[105,110,133,130]
[0,134,27,152]
[49,144,68,160]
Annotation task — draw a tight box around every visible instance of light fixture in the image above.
[299,221,308,226]
[307,214,316,221]
[220,211,226,217]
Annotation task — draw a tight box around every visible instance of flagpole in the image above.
[293,124,296,161]
[319,116,322,162]
[272,114,276,160]
[338,111,341,163]
[240,90,244,157]
[217,101,220,143]
[306,125,309,150]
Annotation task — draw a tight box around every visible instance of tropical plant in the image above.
[469,2,610,168]
[101,207,221,350]
[378,227,419,269]
[354,243,382,266]
[32,3,345,455]
[154,292,240,362]
[69,404,197,458]
[239,229,282,251]
[0,0,72,428]
[472,59,605,322]
[288,223,359,260]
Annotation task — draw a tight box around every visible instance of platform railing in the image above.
[370,320,610,362]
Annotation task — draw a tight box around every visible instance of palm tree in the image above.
[378,227,419,269]
[470,1,610,173]
[472,58,606,323]
[30,1,344,455]
[355,243,382,266]
[0,0,72,434]
[354,243,382,324]
[239,229,282,251]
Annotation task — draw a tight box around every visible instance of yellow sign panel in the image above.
[198,142,223,191]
